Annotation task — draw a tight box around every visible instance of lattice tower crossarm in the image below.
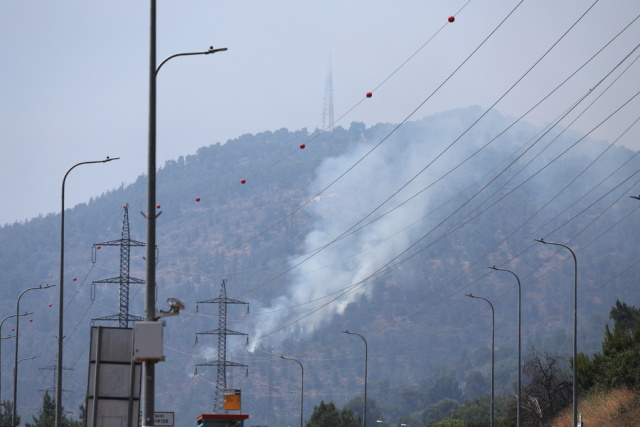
[195,279,249,413]
[91,204,145,327]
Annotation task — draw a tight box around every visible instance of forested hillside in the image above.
[1,107,640,426]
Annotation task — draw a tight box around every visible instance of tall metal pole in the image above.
[56,157,117,427]
[488,266,521,427]
[143,0,227,422]
[13,285,54,426]
[342,330,368,427]
[0,313,31,406]
[535,238,577,427]
[281,356,304,427]
[142,1,158,425]
[466,293,494,427]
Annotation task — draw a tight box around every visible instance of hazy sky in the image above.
[1,0,639,226]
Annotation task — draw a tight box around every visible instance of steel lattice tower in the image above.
[196,279,249,413]
[322,56,334,131]
[92,204,145,328]
[38,355,73,395]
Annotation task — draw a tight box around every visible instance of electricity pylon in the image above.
[195,279,249,413]
[91,204,145,328]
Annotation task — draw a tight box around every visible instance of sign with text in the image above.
[139,412,174,426]
[223,389,241,411]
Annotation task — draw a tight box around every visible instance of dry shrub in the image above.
[551,388,639,426]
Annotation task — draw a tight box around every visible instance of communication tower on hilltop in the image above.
[91,204,146,328]
[195,279,249,414]
[322,56,334,131]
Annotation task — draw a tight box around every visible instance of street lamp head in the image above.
[465,293,473,298]
[207,46,228,54]
[487,265,497,270]
[104,156,120,163]
[534,238,545,243]
[17,355,39,364]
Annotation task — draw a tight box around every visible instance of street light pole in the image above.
[13,354,38,420]
[56,156,118,427]
[0,313,31,406]
[13,285,54,426]
[156,47,228,76]
[535,238,578,427]
[342,330,368,427]
[488,266,521,427]
[466,293,494,427]
[281,356,304,427]
[13,354,39,421]
[143,1,227,424]
[142,3,157,426]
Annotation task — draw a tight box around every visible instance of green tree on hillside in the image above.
[343,396,383,427]
[0,401,18,427]
[306,401,360,427]
[463,371,489,401]
[426,376,463,405]
[427,395,510,427]
[25,392,55,427]
[25,392,82,427]
[577,300,640,392]
[422,398,459,425]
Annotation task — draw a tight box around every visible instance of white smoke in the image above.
[250,117,480,349]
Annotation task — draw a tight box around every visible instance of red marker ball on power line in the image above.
[240,179,246,184]
[29,319,33,322]
[448,16,455,22]
[299,144,305,149]
[96,245,101,250]
[156,204,161,209]
[195,197,201,202]
[366,92,373,98]
[49,304,53,307]
[73,277,77,281]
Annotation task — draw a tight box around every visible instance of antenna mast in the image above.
[322,56,334,131]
